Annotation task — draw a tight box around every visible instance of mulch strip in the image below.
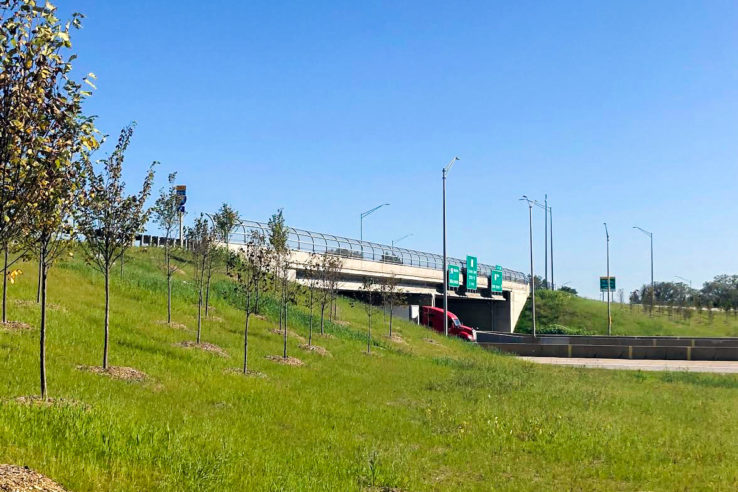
[12,299,65,312]
[224,368,267,378]
[385,334,407,345]
[299,344,330,357]
[0,321,32,333]
[265,355,304,366]
[269,328,306,343]
[0,464,68,492]
[12,396,88,410]
[77,365,148,382]
[155,320,189,331]
[175,341,228,358]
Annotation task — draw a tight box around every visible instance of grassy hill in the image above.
[516,289,738,337]
[2,248,738,490]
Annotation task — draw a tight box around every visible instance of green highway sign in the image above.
[448,265,460,288]
[490,265,503,293]
[466,255,478,290]
[600,276,616,292]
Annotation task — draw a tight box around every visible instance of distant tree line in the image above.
[630,276,738,316]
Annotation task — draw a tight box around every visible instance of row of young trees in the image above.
[630,275,738,316]
[183,208,347,373]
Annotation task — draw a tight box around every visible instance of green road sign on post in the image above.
[490,265,503,293]
[466,255,478,290]
[599,276,616,292]
[448,265,460,288]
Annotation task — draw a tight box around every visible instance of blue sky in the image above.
[57,1,738,299]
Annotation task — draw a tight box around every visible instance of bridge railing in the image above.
[231,220,527,284]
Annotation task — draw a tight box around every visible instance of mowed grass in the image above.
[516,289,738,337]
[1,248,738,490]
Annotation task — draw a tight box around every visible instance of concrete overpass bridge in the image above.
[229,220,530,333]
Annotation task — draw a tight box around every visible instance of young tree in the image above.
[77,125,156,369]
[267,209,290,358]
[303,254,321,346]
[152,172,181,324]
[317,253,342,335]
[234,230,271,373]
[187,214,216,344]
[361,277,376,354]
[213,203,240,269]
[0,1,88,323]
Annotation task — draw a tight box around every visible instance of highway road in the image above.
[520,357,738,374]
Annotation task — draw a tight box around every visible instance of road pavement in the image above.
[520,357,738,374]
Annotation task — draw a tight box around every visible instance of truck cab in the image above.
[420,306,476,341]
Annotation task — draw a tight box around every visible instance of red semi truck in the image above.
[420,306,476,341]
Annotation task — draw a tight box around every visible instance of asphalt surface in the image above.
[520,357,738,374]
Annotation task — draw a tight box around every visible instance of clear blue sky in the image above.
[57,1,738,299]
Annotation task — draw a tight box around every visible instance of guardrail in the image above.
[231,219,528,284]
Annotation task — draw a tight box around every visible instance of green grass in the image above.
[516,289,738,337]
[1,248,738,490]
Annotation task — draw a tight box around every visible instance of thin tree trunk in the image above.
[389,299,393,337]
[320,303,326,335]
[205,272,212,317]
[103,264,110,369]
[309,289,313,346]
[367,313,371,354]
[36,248,42,303]
[197,285,203,344]
[2,243,7,324]
[120,253,124,277]
[40,252,47,400]
[243,290,251,374]
[166,248,172,324]
[283,284,288,359]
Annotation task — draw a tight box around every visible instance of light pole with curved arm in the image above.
[633,226,654,315]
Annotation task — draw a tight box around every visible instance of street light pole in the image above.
[533,198,553,290]
[549,207,554,290]
[544,194,548,288]
[633,226,654,315]
[520,196,536,337]
[442,156,459,337]
[360,203,390,241]
[391,233,413,248]
[604,222,611,335]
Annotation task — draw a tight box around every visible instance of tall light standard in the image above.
[520,195,536,337]
[360,203,390,241]
[604,222,611,335]
[533,198,552,289]
[549,206,554,290]
[675,276,692,289]
[391,233,413,248]
[633,226,654,315]
[442,156,460,337]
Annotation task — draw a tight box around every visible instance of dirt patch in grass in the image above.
[12,396,88,409]
[299,344,330,356]
[384,334,407,345]
[423,337,442,345]
[253,314,267,321]
[333,319,350,326]
[265,355,304,366]
[0,464,68,491]
[0,321,32,332]
[224,368,267,378]
[175,341,228,358]
[77,365,148,382]
[12,299,65,312]
[208,315,224,323]
[155,320,189,330]
[317,332,335,339]
[269,328,306,343]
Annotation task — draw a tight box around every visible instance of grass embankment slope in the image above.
[2,248,738,491]
[516,289,738,337]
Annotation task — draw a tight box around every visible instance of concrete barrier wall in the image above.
[480,342,738,361]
